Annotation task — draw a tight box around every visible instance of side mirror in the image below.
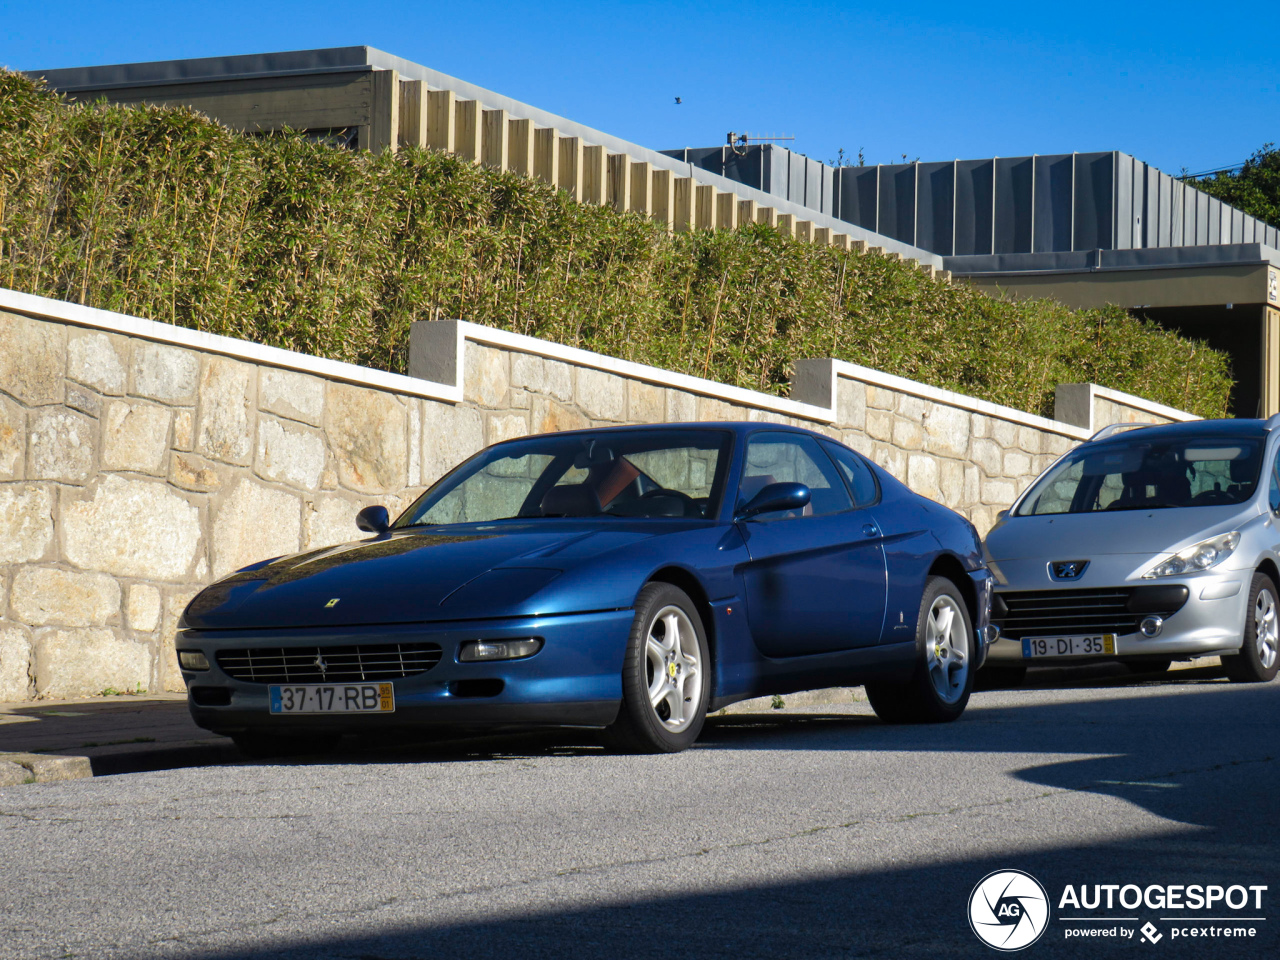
[995,509,1009,522]
[356,505,390,534]
[738,482,811,520]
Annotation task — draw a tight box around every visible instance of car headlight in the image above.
[1142,532,1240,579]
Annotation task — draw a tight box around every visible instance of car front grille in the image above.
[991,586,1188,640]
[217,643,443,684]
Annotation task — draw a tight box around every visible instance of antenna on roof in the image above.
[726,131,795,156]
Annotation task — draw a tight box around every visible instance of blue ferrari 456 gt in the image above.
[176,422,993,754]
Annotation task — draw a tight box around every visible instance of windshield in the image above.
[1015,435,1264,516]
[395,429,733,527]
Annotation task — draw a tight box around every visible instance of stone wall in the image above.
[0,287,1196,701]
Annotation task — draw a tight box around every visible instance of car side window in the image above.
[1270,449,1280,513]
[739,433,852,519]
[820,440,880,507]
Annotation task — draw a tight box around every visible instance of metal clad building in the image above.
[675,143,1280,416]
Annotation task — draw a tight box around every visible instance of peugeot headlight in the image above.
[1142,532,1240,579]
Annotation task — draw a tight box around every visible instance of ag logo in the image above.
[969,869,1049,951]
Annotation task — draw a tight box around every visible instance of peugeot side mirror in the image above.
[738,482,811,520]
[356,505,390,534]
[996,509,1009,522]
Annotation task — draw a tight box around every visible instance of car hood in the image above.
[985,505,1254,561]
[183,523,668,629]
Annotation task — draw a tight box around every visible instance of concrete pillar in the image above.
[427,89,456,152]
[756,206,776,227]
[454,100,481,162]
[737,198,756,226]
[651,169,674,228]
[481,109,509,170]
[607,154,631,212]
[369,69,399,154]
[399,79,426,149]
[562,138,586,200]
[1265,307,1280,418]
[629,161,651,215]
[565,140,588,202]
[695,185,716,230]
[580,143,604,203]
[673,177,695,232]
[716,192,738,230]
[508,118,534,176]
[533,127,559,185]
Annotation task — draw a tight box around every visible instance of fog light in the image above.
[178,650,210,671]
[983,624,1000,644]
[1139,616,1163,638]
[459,638,543,662]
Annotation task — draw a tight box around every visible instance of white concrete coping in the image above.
[792,356,1095,441]
[458,320,837,423]
[1,285,1194,439]
[0,287,463,403]
[1090,383,1201,424]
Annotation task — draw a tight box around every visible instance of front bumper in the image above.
[987,572,1249,664]
[177,609,633,735]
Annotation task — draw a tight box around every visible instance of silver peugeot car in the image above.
[983,418,1280,684]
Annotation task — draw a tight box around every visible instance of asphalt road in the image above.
[2,666,1276,960]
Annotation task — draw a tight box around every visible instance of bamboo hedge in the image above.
[0,71,1233,419]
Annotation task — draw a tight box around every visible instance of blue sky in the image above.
[3,1,1275,176]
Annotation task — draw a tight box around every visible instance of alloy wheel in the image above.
[925,595,969,704]
[1254,587,1278,670]
[645,605,703,731]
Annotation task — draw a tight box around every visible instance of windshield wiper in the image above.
[1100,501,1179,512]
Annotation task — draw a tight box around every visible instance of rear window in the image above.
[1015,436,1263,516]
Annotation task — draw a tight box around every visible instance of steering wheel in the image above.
[639,488,700,516]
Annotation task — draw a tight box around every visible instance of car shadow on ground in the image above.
[702,682,1278,832]
[172,683,1276,960]
[172,693,1277,960]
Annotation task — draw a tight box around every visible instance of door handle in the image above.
[862,523,880,538]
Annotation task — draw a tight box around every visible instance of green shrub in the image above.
[0,71,1232,418]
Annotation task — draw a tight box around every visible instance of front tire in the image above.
[605,583,710,753]
[866,576,974,723]
[1223,572,1280,683]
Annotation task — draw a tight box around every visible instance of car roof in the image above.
[1088,418,1269,447]
[488,421,834,445]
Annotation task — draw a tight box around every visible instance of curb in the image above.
[0,753,93,786]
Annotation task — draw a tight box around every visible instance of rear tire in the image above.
[866,576,974,723]
[232,732,340,759]
[604,583,710,753]
[1223,573,1280,683]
